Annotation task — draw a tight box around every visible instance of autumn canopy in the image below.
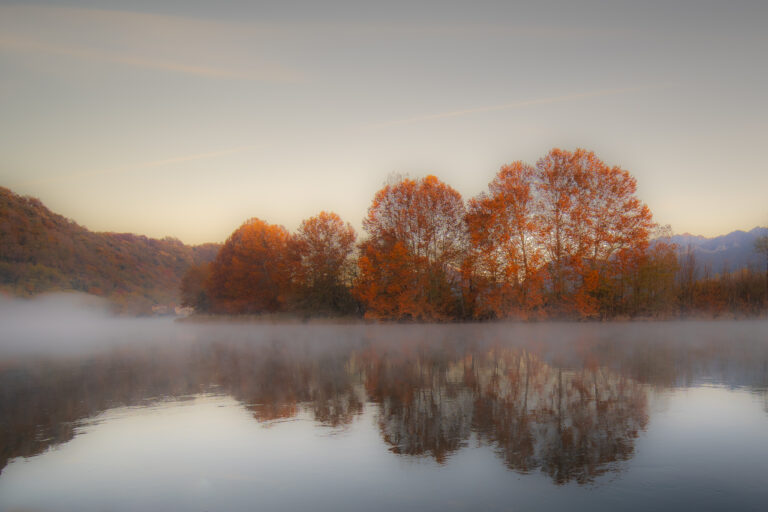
[183,148,679,320]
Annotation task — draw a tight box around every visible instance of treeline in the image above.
[0,186,219,313]
[182,148,768,320]
[676,247,768,317]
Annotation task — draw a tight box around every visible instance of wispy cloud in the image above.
[367,85,669,128]
[0,3,646,84]
[12,145,261,188]
[0,4,301,81]
[0,3,643,83]
[0,36,290,80]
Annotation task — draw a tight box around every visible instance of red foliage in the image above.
[207,218,294,314]
[354,175,466,320]
[291,211,357,314]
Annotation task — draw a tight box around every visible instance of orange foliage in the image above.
[535,148,582,306]
[534,149,654,316]
[0,186,219,313]
[464,149,655,318]
[466,162,544,318]
[356,239,424,319]
[3,165,764,320]
[353,150,656,320]
[291,211,357,315]
[354,175,466,320]
[206,218,294,314]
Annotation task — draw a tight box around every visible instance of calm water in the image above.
[1,317,768,511]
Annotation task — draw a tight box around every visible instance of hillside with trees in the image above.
[3,148,767,320]
[0,187,219,313]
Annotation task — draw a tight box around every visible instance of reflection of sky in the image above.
[1,1,767,243]
[2,309,768,508]
[1,388,767,512]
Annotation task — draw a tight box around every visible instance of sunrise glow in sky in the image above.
[1,0,767,244]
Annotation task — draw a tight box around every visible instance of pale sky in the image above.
[1,0,767,244]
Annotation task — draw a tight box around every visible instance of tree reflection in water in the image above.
[1,325,767,484]
[360,343,474,462]
[360,345,647,483]
[214,342,363,426]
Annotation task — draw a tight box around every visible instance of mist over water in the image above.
[0,293,176,355]
[2,292,767,356]
[1,295,768,511]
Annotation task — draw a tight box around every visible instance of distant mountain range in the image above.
[667,227,768,274]
[0,187,220,313]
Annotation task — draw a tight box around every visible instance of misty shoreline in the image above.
[2,292,766,328]
[176,311,768,325]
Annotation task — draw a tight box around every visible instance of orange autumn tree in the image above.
[569,149,655,316]
[466,162,544,319]
[534,148,584,311]
[574,157,655,316]
[206,218,294,314]
[291,211,358,315]
[464,149,656,319]
[534,148,655,316]
[354,175,467,320]
[195,149,661,320]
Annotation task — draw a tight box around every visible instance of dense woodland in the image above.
[2,148,767,319]
[0,187,219,314]
[182,148,768,320]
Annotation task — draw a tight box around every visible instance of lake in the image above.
[1,315,767,511]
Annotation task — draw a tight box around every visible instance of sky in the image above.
[1,0,767,244]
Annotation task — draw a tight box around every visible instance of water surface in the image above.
[1,318,767,511]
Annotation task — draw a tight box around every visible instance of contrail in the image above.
[367,85,669,129]
[12,145,260,187]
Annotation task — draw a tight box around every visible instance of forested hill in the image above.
[0,187,220,313]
